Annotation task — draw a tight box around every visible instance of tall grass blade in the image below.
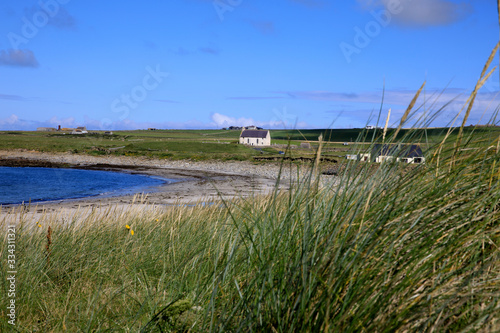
[383,108,391,143]
[393,81,425,139]
[456,41,500,152]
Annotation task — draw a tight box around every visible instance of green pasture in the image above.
[2,126,498,161]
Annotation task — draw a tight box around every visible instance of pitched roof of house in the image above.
[240,130,268,138]
[372,144,423,158]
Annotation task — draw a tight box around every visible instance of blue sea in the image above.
[0,167,169,205]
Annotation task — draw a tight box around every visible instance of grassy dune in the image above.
[1,121,499,331]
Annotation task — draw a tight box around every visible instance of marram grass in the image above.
[0,126,499,332]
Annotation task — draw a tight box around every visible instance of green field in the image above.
[2,126,498,162]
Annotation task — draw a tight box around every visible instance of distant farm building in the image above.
[347,144,425,164]
[37,127,56,132]
[71,128,88,135]
[371,144,425,164]
[239,129,271,146]
[359,153,370,162]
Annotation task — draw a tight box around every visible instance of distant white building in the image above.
[71,129,88,134]
[372,144,425,164]
[348,145,425,164]
[37,127,56,132]
[239,129,271,146]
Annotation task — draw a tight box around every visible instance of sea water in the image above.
[0,166,168,205]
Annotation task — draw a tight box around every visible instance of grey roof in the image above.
[240,130,268,138]
[371,144,423,158]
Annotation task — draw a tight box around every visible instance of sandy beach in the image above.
[0,150,336,222]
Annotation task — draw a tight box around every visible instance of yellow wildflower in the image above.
[130,230,134,236]
[125,225,130,229]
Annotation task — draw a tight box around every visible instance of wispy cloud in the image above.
[0,49,39,68]
[358,0,472,27]
[272,88,475,107]
[274,87,500,127]
[0,93,30,101]
[249,20,275,34]
[143,40,158,50]
[289,0,326,8]
[24,5,76,30]
[171,47,192,56]
[0,114,77,130]
[198,46,220,55]
[170,46,221,56]
[0,113,313,131]
[0,92,69,104]
[273,90,368,102]
[154,99,180,103]
[227,96,286,100]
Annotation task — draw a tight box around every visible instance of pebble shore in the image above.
[0,150,335,183]
[0,150,339,223]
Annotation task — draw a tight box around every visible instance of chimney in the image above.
[58,125,61,131]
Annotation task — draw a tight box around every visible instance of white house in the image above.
[71,129,88,135]
[239,129,271,146]
[371,144,425,164]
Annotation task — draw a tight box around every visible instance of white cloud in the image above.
[211,113,256,127]
[359,0,472,27]
[0,49,39,68]
[210,112,311,129]
[3,114,19,125]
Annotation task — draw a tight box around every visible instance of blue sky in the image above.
[0,0,499,130]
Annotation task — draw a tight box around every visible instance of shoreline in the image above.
[0,150,331,220]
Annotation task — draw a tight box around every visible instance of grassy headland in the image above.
[1,126,499,162]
